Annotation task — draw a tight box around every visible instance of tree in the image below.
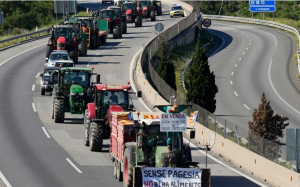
[184,39,218,113]
[248,92,289,144]
[156,41,176,90]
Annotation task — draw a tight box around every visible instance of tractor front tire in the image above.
[69,47,78,64]
[101,35,107,44]
[123,148,133,187]
[157,6,162,16]
[150,11,156,21]
[113,28,119,39]
[78,40,86,57]
[54,99,65,123]
[89,122,103,152]
[84,109,90,146]
[134,16,140,27]
[122,22,127,34]
[46,45,54,58]
[40,87,45,95]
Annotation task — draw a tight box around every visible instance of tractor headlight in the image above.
[44,81,48,85]
[78,93,84,96]
[71,92,76,95]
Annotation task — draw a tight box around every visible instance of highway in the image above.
[0,2,283,187]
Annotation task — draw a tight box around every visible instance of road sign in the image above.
[249,0,276,12]
[0,12,3,25]
[202,18,211,28]
[154,23,164,33]
[160,113,187,132]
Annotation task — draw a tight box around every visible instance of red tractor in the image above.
[140,0,156,21]
[99,9,122,39]
[46,25,79,63]
[84,83,141,151]
[122,1,143,27]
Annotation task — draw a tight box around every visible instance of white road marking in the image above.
[0,171,12,187]
[243,52,245,55]
[239,58,241,60]
[249,43,251,45]
[246,47,248,50]
[250,39,251,42]
[32,103,36,112]
[231,72,234,76]
[0,43,46,66]
[235,64,237,67]
[36,73,40,78]
[242,33,244,35]
[230,81,233,85]
[32,85,35,91]
[42,127,51,138]
[120,39,124,41]
[159,17,161,20]
[143,27,147,29]
[87,53,100,66]
[183,137,269,187]
[244,104,250,110]
[247,36,249,38]
[234,91,238,96]
[233,31,237,32]
[66,158,82,173]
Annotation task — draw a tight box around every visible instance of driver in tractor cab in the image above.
[82,22,87,33]
[72,73,82,84]
[109,91,118,104]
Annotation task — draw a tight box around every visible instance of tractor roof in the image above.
[53,25,74,29]
[94,84,131,91]
[108,6,121,9]
[140,113,161,125]
[60,67,93,73]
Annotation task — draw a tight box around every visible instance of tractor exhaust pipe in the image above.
[96,74,100,83]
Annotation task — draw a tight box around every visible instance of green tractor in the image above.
[50,67,100,123]
[108,6,127,34]
[64,18,88,57]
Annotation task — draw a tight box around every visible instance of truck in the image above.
[84,83,141,151]
[50,67,100,123]
[109,111,211,187]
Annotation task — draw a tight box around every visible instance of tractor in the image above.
[108,6,127,34]
[50,67,100,123]
[84,83,141,151]
[99,9,122,39]
[64,18,88,57]
[46,25,79,63]
[152,0,162,15]
[140,0,156,21]
[122,1,143,27]
[74,16,100,49]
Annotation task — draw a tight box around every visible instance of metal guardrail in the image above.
[203,14,300,75]
[0,28,50,47]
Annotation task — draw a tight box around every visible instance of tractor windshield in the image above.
[113,9,121,17]
[62,71,90,88]
[55,28,71,39]
[140,1,150,7]
[102,11,114,20]
[50,54,69,61]
[147,125,168,146]
[124,3,135,11]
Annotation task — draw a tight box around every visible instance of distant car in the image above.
[54,60,75,67]
[40,67,60,95]
[103,0,113,4]
[170,4,184,18]
[46,50,73,67]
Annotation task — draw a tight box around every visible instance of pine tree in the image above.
[184,39,218,113]
[248,92,289,144]
[156,41,176,90]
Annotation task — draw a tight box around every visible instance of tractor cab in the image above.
[108,6,122,18]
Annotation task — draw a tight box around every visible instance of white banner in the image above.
[142,168,202,187]
[160,113,187,132]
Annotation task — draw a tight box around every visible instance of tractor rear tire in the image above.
[134,17,140,27]
[113,28,119,39]
[101,35,107,44]
[78,40,85,57]
[84,109,90,146]
[40,87,45,95]
[54,99,65,123]
[84,40,88,56]
[122,22,127,34]
[46,45,54,58]
[139,15,142,27]
[69,47,78,64]
[118,24,122,38]
[157,6,162,16]
[123,148,133,187]
[150,11,156,21]
[89,122,103,152]
[96,34,100,48]
[90,35,96,49]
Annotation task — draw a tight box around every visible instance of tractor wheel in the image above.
[101,35,107,44]
[114,161,118,179]
[96,34,100,48]
[51,100,54,119]
[40,87,45,95]
[157,6,162,16]
[89,35,95,49]
[54,99,65,123]
[84,40,88,56]
[69,47,78,64]
[140,15,143,27]
[150,11,156,21]
[46,45,54,58]
[118,24,122,38]
[78,40,85,57]
[134,16,140,27]
[89,122,103,152]
[122,22,127,34]
[84,109,90,146]
[117,161,123,182]
[123,148,133,187]
[113,28,119,39]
